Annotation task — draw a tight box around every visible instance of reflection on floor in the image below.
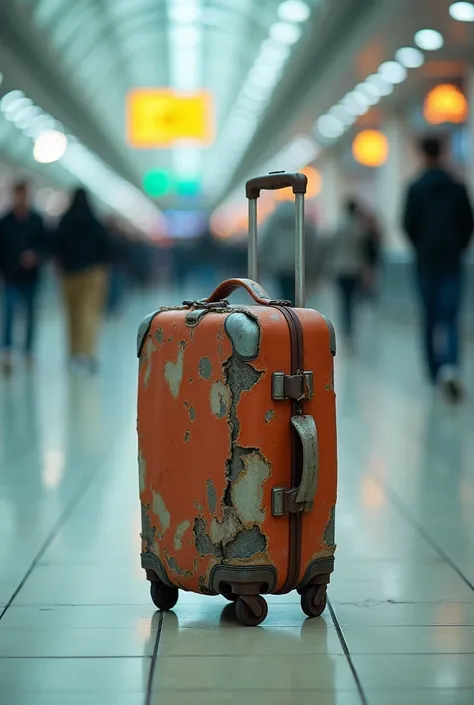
[0,287,473,705]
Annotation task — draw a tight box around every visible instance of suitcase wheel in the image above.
[300,584,327,618]
[235,595,268,627]
[221,588,239,602]
[150,580,179,611]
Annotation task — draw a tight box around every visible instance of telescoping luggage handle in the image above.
[246,171,308,308]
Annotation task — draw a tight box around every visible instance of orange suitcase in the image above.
[137,172,337,626]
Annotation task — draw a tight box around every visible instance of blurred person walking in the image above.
[0,180,47,375]
[331,198,367,350]
[105,217,129,318]
[260,200,318,302]
[361,210,383,302]
[403,137,473,402]
[54,188,111,373]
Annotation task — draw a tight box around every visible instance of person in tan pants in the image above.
[55,188,111,373]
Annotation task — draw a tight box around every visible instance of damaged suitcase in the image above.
[137,171,337,626]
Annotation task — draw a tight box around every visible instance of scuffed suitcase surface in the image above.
[138,305,337,594]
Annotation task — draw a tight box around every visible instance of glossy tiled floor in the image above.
[1,284,473,705]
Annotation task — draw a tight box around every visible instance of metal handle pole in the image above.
[295,192,305,308]
[248,198,258,281]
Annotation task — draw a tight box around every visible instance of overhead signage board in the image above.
[127,89,214,148]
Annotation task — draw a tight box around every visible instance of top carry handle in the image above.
[245,171,308,308]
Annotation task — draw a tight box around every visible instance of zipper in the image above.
[273,305,304,594]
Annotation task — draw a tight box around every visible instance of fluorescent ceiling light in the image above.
[378,61,407,84]
[355,83,380,105]
[414,29,444,50]
[3,97,32,118]
[269,21,302,45]
[366,74,394,96]
[24,114,56,137]
[449,2,474,21]
[395,47,425,68]
[0,90,24,111]
[278,0,311,23]
[329,105,356,126]
[260,39,291,60]
[357,82,380,99]
[342,91,369,115]
[170,25,200,46]
[317,114,344,139]
[11,104,41,129]
[168,5,201,22]
[243,82,272,101]
[33,130,68,164]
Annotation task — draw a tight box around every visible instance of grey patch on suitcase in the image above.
[210,506,241,546]
[321,314,337,356]
[223,526,266,559]
[227,446,254,483]
[166,555,193,578]
[184,431,191,443]
[232,451,271,526]
[189,406,196,422]
[173,519,191,550]
[265,410,274,424]
[224,356,263,441]
[198,357,212,380]
[136,311,160,357]
[210,380,231,419]
[138,453,147,493]
[143,337,154,387]
[155,327,164,345]
[152,492,171,536]
[323,506,336,547]
[193,518,223,558]
[140,505,155,548]
[224,312,260,361]
[164,345,185,399]
[206,479,217,514]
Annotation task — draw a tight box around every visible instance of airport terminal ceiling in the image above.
[0,0,473,225]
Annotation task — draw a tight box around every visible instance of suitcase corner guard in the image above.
[272,414,319,516]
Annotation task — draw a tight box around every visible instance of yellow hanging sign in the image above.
[126,89,214,148]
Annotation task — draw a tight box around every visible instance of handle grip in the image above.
[245,171,308,199]
[291,415,318,509]
[206,278,273,306]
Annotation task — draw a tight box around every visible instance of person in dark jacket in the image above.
[0,180,47,375]
[403,136,473,402]
[55,188,110,373]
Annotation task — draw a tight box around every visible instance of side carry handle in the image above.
[272,415,319,516]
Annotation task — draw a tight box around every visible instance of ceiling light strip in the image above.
[0,89,161,232]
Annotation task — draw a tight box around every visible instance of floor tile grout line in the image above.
[327,599,369,705]
[145,611,163,705]
[0,439,127,623]
[370,474,474,593]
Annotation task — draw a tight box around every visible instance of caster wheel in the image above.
[235,595,268,627]
[221,589,239,602]
[301,585,327,618]
[150,581,179,611]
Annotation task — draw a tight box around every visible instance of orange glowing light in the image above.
[302,165,322,198]
[275,165,322,201]
[126,89,214,148]
[352,130,389,168]
[424,84,468,125]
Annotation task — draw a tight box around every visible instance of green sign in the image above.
[143,170,171,198]
[176,179,201,197]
